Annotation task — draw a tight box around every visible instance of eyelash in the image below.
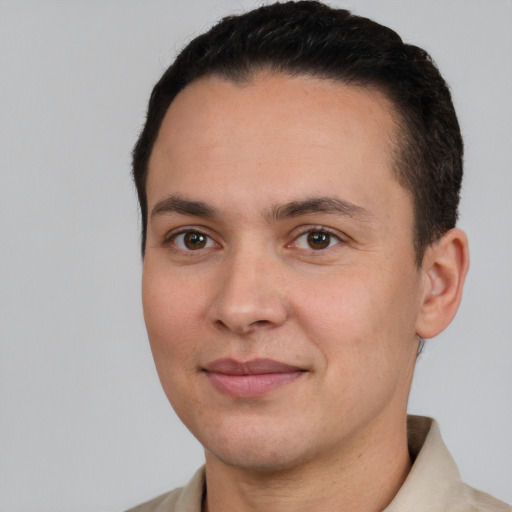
[166,229,218,251]
[164,226,344,253]
[289,227,343,251]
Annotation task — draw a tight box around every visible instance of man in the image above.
[128,2,510,511]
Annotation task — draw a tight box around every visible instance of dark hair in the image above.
[133,0,463,264]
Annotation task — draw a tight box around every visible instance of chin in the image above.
[202,423,319,474]
[207,445,309,474]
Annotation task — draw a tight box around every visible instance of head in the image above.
[134,1,469,476]
[133,0,463,265]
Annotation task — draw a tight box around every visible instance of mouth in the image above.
[202,358,305,398]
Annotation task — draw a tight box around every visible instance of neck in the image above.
[203,413,412,512]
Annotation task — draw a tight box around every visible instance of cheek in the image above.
[294,270,382,337]
[141,267,211,424]
[292,268,420,427]
[294,264,421,362]
[142,266,206,367]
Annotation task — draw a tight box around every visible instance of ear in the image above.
[415,228,469,339]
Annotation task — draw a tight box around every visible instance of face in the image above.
[142,72,425,473]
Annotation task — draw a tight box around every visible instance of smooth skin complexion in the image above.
[142,72,469,512]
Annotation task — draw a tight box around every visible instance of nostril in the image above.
[211,317,273,334]
[250,320,271,328]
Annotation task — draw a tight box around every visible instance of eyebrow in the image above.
[151,195,217,219]
[269,197,375,223]
[150,194,374,223]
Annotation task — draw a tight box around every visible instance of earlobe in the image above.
[415,228,469,339]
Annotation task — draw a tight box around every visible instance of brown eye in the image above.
[307,231,331,250]
[293,229,341,251]
[184,232,206,249]
[173,231,214,251]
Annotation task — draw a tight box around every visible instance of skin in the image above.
[142,72,469,512]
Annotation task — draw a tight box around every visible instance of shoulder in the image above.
[456,484,511,512]
[125,467,205,512]
[125,487,183,512]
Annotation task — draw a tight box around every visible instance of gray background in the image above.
[1,1,511,510]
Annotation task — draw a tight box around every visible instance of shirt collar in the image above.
[383,415,463,512]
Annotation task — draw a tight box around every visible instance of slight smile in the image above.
[203,358,306,398]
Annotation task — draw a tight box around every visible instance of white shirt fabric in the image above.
[127,416,510,512]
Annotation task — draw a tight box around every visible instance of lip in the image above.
[203,358,305,398]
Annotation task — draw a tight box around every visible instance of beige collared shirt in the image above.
[127,416,510,512]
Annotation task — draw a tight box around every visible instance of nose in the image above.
[208,249,289,335]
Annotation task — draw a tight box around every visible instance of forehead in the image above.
[147,72,408,220]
